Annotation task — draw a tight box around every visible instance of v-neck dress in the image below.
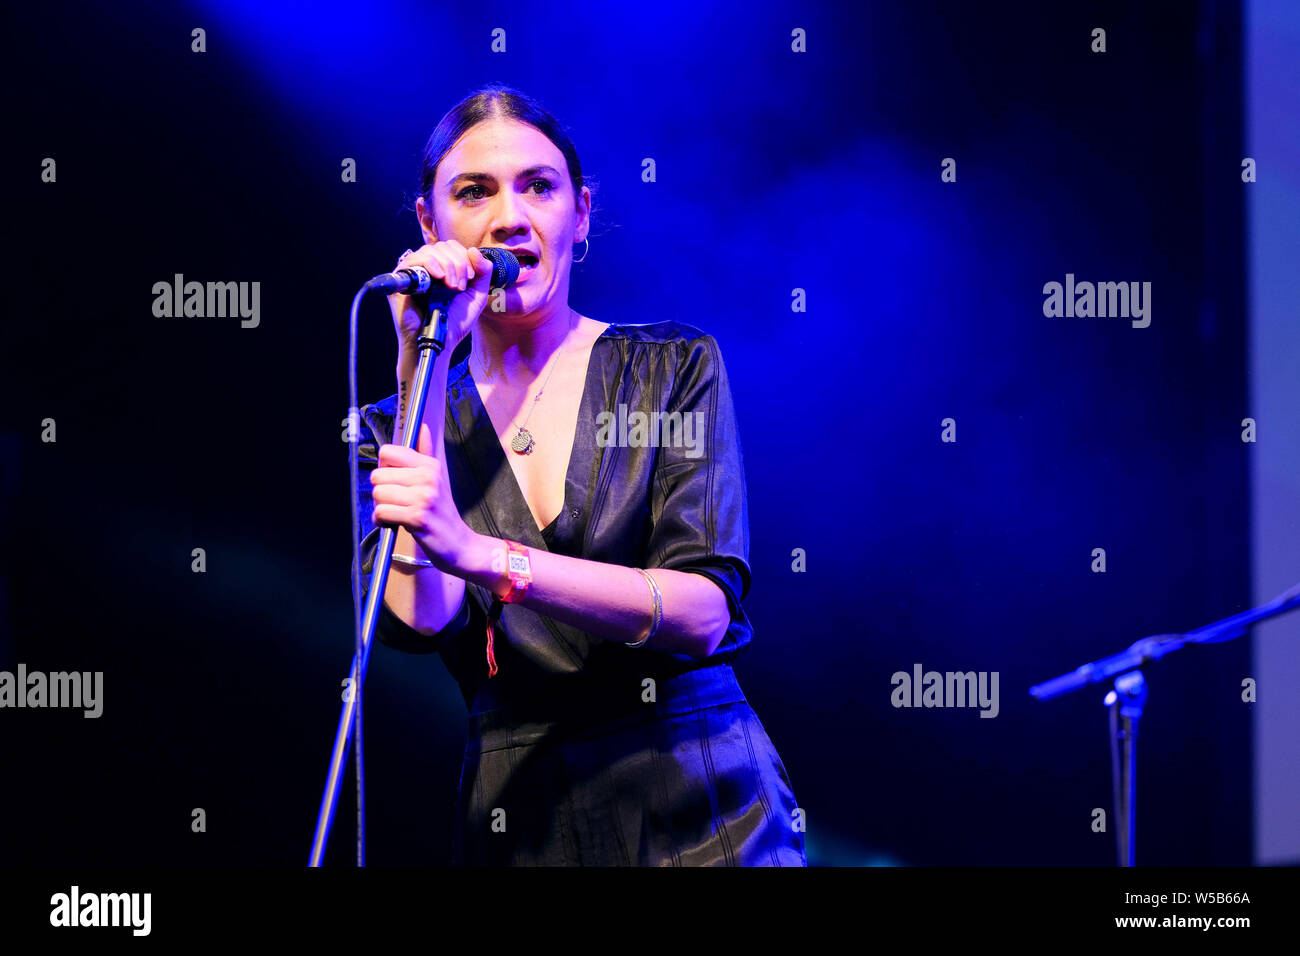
[355,320,806,866]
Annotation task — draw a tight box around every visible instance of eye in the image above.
[456,184,487,201]
[528,178,556,196]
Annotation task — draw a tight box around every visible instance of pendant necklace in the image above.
[475,308,577,455]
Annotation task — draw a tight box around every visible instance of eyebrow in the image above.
[447,165,564,188]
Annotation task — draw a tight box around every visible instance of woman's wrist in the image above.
[395,340,452,379]
[398,327,466,369]
[457,532,508,594]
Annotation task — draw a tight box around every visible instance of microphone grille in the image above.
[477,248,520,290]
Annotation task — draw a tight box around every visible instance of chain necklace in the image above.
[473,308,577,455]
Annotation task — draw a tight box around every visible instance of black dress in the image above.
[355,320,806,866]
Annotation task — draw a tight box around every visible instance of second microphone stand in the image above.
[1030,581,1300,866]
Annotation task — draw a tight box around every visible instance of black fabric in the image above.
[353,320,805,865]
[539,512,559,549]
[458,664,804,866]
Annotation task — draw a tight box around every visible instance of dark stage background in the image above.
[3,0,1290,867]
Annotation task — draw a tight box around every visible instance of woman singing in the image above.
[356,85,806,866]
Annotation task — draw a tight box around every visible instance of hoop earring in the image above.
[572,237,589,264]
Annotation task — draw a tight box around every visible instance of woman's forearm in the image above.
[456,533,732,657]
[392,347,444,446]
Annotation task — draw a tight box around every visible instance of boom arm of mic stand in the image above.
[1027,582,1300,867]
[1029,584,1300,701]
[308,303,449,867]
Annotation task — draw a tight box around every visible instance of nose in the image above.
[486,188,531,242]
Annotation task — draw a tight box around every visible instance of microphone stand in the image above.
[307,298,450,867]
[1029,581,1300,866]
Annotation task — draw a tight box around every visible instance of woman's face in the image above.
[418,116,590,319]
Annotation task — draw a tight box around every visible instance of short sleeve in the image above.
[643,335,752,619]
[352,397,480,654]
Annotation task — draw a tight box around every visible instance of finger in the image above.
[468,248,492,283]
[453,249,469,290]
[417,421,434,457]
[378,442,430,466]
[406,246,447,284]
[389,247,432,303]
[372,504,419,528]
[449,246,471,290]
[370,484,422,508]
[369,465,430,486]
[443,240,470,285]
[431,247,465,291]
[395,246,436,273]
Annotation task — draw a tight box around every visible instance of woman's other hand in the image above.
[387,240,498,356]
[371,421,479,574]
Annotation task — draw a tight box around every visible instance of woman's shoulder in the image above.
[602,318,714,345]
[599,320,734,397]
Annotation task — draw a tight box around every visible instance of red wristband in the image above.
[484,540,531,679]
[499,540,533,603]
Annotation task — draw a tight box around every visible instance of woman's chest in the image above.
[479,362,591,531]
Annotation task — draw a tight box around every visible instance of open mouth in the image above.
[511,252,539,271]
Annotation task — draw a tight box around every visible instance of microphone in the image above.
[364,247,520,298]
